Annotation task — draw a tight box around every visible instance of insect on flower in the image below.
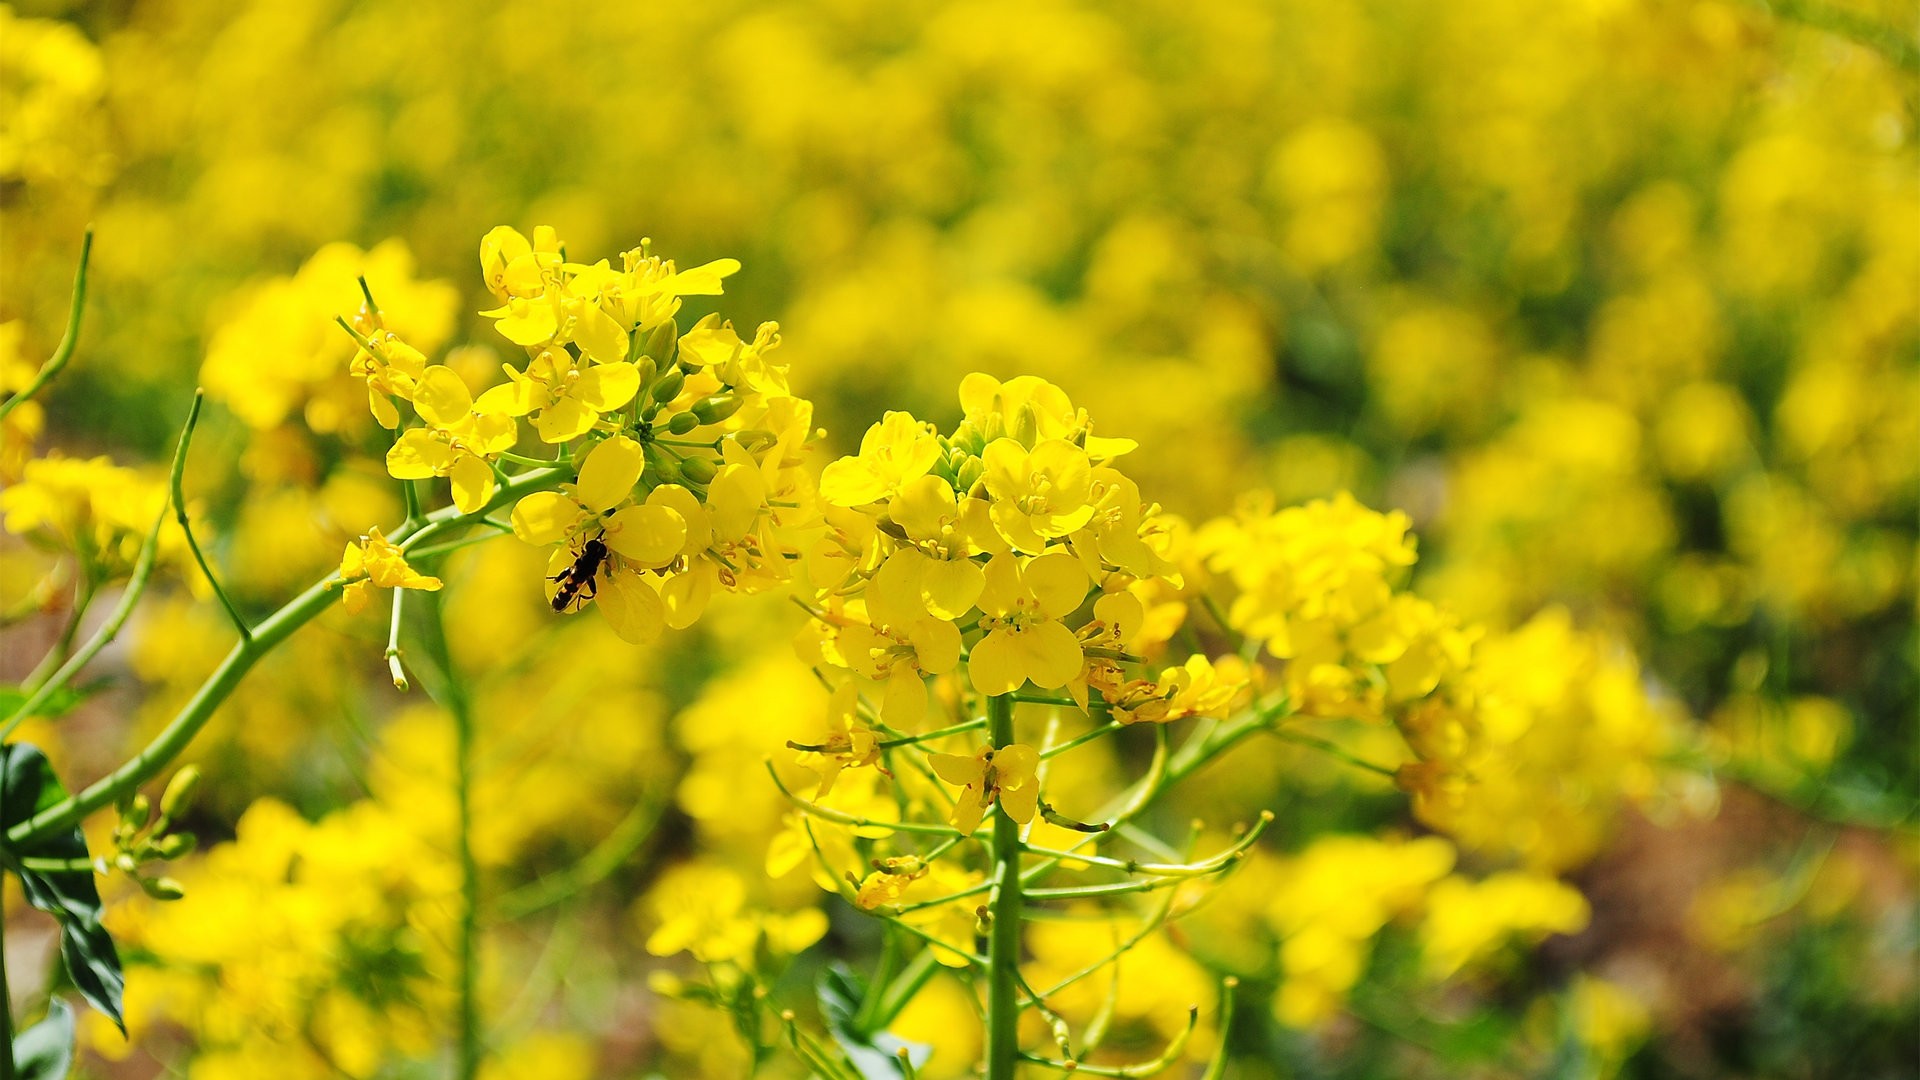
[550,534,611,612]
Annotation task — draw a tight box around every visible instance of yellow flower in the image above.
[980,437,1095,554]
[385,366,516,513]
[348,331,428,430]
[968,551,1088,697]
[791,683,883,797]
[854,857,929,911]
[928,742,1041,835]
[336,527,441,614]
[819,410,942,507]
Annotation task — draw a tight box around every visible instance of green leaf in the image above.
[0,743,125,1034]
[13,998,74,1080]
[817,964,930,1080]
[0,682,106,724]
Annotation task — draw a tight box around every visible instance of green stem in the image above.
[0,230,89,425]
[415,599,481,1080]
[985,692,1021,1080]
[5,467,567,850]
[170,391,251,640]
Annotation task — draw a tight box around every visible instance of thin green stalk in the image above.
[414,598,481,1080]
[170,391,250,640]
[984,692,1021,1080]
[6,467,567,849]
[0,230,90,425]
[20,575,93,694]
[876,718,985,749]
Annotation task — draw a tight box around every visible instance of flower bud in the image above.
[160,766,201,821]
[633,356,658,394]
[152,832,198,861]
[678,456,718,485]
[730,430,776,454]
[954,457,986,493]
[651,368,685,404]
[642,320,678,362]
[1013,403,1039,446]
[666,410,699,435]
[124,793,151,832]
[140,876,186,902]
[691,394,740,425]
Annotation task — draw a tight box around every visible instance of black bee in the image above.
[551,536,611,612]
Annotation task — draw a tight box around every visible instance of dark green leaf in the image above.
[0,743,125,1034]
[818,964,930,1080]
[13,998,74,1080]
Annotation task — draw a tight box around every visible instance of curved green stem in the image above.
[170,391,251,640]
[984,691,1021,1080]
[0,230,90,425]
[5,467,567,849]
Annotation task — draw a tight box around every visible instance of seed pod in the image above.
[651,367,685,404]
[153,832,198,861]
[692,394,740,425]
[678,455,718,485]
[160,766,201,821]
[666,410,699,435]
[140,876,186,902]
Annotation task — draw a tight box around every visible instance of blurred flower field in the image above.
[0,0,1915,1077]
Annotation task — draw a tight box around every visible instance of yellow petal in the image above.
[575,362,640,412]
[921,558,984,620]
[883,667,928,730]
[657,258,741,297]
[571,301,630,364]
[340,580,371,615]
[1024,552,1089,620]
[708,463,765,541]
[819,459,887,507]
[597,570,664,644]
[968,629,1024,697]
[977,553,1022,617]
[659,566,712,630]
[449,454,494,514]
[533,397,596,443]
[928,752,984,787]
[1020,621,1083,690]
[605,504,686,567]
[413,366,473,429]
[510,491,582,547]
[908,616,962,675]
[575,435,644,512]
[648,484,712,554]
[386,430,451,480]
[998,780,1039,825]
